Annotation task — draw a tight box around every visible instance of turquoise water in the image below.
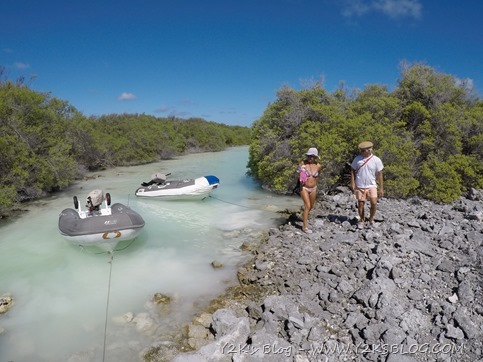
[0,146,300,362]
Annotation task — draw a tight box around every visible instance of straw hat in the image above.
[358,141,373,149]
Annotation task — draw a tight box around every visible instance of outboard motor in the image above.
[151,173,167,184]
[141,172,170,187]
[86,189,103,213]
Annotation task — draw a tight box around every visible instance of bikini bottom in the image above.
[303,186,317,194]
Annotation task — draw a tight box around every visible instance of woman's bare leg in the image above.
[300,189,311,231]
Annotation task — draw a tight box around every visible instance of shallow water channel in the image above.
[0,146,300,362]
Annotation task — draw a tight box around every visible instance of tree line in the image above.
[248,63,482,203]
[0,76,251,215]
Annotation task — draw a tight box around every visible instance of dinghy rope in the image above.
[77,239,136,254]
[102,251,114,362]
[207,194,283,213]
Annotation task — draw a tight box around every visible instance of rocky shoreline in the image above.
[2,188,479,361]
[144,187,483,362]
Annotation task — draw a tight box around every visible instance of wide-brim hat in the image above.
[358,141,373,149]
[306,147,320,158]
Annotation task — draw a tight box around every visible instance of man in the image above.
[350,141,384,228]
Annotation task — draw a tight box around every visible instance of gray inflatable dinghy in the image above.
[58,190,145,252]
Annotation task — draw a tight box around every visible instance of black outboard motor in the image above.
[141,172,170,187]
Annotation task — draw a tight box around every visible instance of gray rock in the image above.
[436,259,456,273]
[362,322,388,344]
[386,354,418,362]
[445,324,465,340]
[211,309,250,339]
[173,309,250,362]
[247,331,294,361]
[447,293,459,304]
[457,279,475,303]
[439,225,455,236]
[337,279,355,295]
[344,311,367,329]
[352,276,396,308]
[400,308,431,336]
[0,294,14,314]
[170,192,483,362]
[262,295,293,321]
[382,325,406,345]
[288,316,304,329]
[453,307,480,339]
[407,289,423,301]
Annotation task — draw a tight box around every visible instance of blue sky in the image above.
[1,0,482,127]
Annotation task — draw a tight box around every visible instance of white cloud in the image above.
[14,62,30,69]
[341,0,371,17]
[117,92,137,101]
[342,0,422,19]
[374,0,422,19]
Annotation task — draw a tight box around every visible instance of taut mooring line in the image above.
[208,194,283,212]
[102,251,114,362]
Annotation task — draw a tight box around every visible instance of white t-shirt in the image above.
[351,154,384,189]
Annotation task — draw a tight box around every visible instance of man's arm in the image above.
[377,170,384,197]
[350,169,356,191]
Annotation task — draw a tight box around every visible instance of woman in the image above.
[298,147,322,233]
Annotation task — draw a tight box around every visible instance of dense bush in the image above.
[0,82,78,202]
[248,64,483,203]
[0,79,251,214]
